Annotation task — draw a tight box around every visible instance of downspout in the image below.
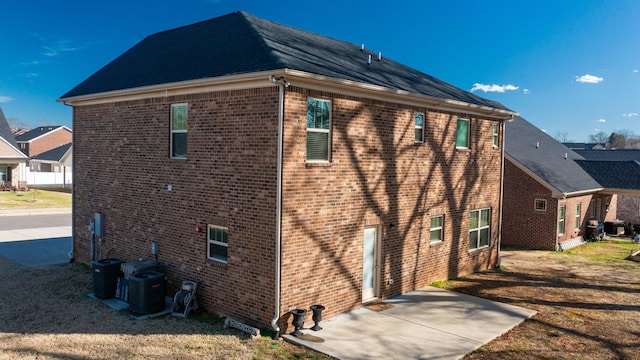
[497,117,511,268]
[270,75,288,339]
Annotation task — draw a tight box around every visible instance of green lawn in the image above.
[0,189,72,209]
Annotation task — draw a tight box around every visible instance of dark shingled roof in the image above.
[15,126,64,142]
[505,116,601,194]
[0,107,20,149]
[31,143,72,162]
[575,160,640,191]
[60,11,511,112]
[574,149,640,161]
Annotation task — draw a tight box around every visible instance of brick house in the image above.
[0,107,28,189]
[15,125,72,158]
[574,149,640,225]
[502,116,637,251]
[59,11,517,331]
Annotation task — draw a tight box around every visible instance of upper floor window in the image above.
[492,123,499,147]
[469,208,490,249]
[415,112,424,143]
[171,103,188,159]
[307,98,331,161]
[456,118,470,148]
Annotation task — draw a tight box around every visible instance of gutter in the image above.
[270,75,288,339]
[497,117,513,267]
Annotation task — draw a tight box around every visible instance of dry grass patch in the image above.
[445,241,640,360]
[0,256,328,360]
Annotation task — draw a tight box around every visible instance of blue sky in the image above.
[1,0,638,142]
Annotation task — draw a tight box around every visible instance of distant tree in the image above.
[7,117,31,130]
[588,131,609,145]
[554,131,571,142]
[608,132,626,149]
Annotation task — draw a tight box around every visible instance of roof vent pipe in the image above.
[564,153,568,159]
[361,43,365,51]
[378,52,382,61]
[536,141,539,148]
[367,54,371,65]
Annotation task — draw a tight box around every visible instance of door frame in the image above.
[362,225,381,302]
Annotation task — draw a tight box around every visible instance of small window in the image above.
[171,103,188,159]
[415,112,424,143]
[469,208,490,249]
[558,206,566,235]
[207,225,228,263]
[430,215,443,243]
[575,203,581,230]
[307,98,331,161]
[492,123,499,147]
[534,199,547,212]
[0,167,6,182]
[456,118,470,148]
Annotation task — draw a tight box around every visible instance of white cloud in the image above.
[622,112,639,117]
[523,89,531,95]
[470,83,519,93]
[0,96,15,103]
[633,69,639,74]
[576,74,603,84]
[597,118,606,123]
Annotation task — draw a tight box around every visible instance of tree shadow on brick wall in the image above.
[284,95,498,312]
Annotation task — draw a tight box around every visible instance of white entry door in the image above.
[362,226,378,301]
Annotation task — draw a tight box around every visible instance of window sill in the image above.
[455,147,471,151]
[305,161,332,167]
[171,157,188,161]
[207,258,228,267]
[469,245,489,252]
[429,240,444,247]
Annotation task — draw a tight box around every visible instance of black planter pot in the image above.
[290,309,306,336]
[310,304,325,331]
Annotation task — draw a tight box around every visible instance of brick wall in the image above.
[73,88,280,327]
[279,88,502,321]
[29,127,72,157]
[502,160,558,250]
[73,85,504,329]
[616,195,638,223]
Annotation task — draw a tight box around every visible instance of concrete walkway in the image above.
[0,207,72,267]
[283,287,536,360]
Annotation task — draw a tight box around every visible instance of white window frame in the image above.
[456,118,470,149]
[558,206,566,236]
[415,112,424,143]
[492,122,499,147]
[469,208,491,250]
[534,199,547,212]
[306,97,332,162]
[430,215,444,243]
[207,225,228,263]
[171,103,188,159]
[575,203,581,230]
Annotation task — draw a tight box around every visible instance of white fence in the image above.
[24,168,72,187]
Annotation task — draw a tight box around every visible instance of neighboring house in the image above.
[574,149,640,224]
[503,117,640,251]
[0,107,28,189]
[15,125,72,158]
[564,142,606,150]
[59,12,517,331]
[29,143,72,172]
[28,143,73,188]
